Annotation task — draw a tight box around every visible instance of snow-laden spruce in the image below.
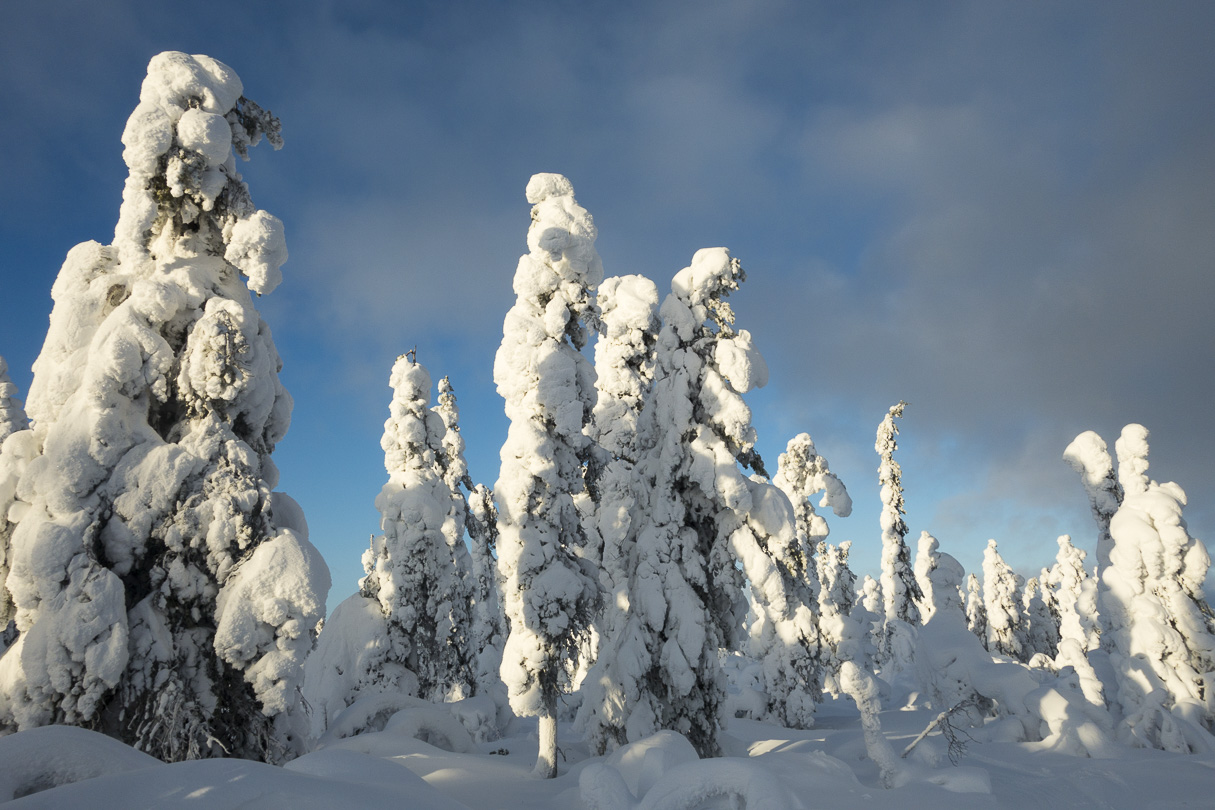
[1099,424,1215,752]
[752,433,853,729]
[0,358,32,649]
[1063,430,1123,574]
[1045,535,1105,707]
[981,539,1024,660]
[875,402,920,673]
[0,53,328,763]
[360,356,476,703]
[964,573,988,648]
[494,173,603,777]
[576,274,662,755]
[816,540,875,695]
[1020,576,1060,663]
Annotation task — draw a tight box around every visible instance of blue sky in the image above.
[2,0,1213,606]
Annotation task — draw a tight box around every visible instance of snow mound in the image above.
[0,725,161,801]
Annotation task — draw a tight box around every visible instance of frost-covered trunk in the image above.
[495,174,602,777]
[0,53,329,763]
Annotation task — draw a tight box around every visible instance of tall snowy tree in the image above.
[913,530,940,624]
[576,274,661,755]
[982,539,1024,660]
[360,356,476,703]
[875,401,921,671]
[0,53,328,763]
[1063,430,1123,575]
[1100,424,1215,751]
[494,173,603,778]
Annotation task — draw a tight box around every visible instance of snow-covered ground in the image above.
[2,697,1211,809]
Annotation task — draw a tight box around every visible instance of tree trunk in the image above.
[532,697,558,779]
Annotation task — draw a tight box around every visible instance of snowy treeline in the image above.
[1,51,1214,786]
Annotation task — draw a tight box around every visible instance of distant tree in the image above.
[914,530,941,624]
[817,540,876,695]
[982,539,1024,660]
[0,53,327,763]
[875,402,921,671]
[494,174,603,778]
[1101,425,1215,751]
[1046,534,1105,706]
[360,356,475,703]
[1020,577,1060,662]
[753,433,852,727]
[965,573,988,648]
[962,573,991,650]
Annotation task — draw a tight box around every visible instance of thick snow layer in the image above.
[0,698,1213,808]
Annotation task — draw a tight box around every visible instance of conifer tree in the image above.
[1101,425,1215,750]
[1064,430,1123,574]
[361,356,475,703]
[965,572,988,648]
[1020,576,1060,661]
[494,173,603,777]
[0,358,32,649]
[875,402,921,671]
[576,274,661,755]
[816,540,875,695]
[982,539,1024,660]
[914,530,940,624]
[0,53,328,762]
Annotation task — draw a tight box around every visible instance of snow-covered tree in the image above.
[914,530,941,623]
[360,356,475,703]
[1100,424,1215,751]
[982,539,1024,660]
[581,248,782,758]
[817,541,875,694]
[466,483,505,702]
[1020,577,1060,662]
[0,358,32,649]
[0,358,28,446]
[1063,430,1123,575]
[749,433,852,727]
[0,53,328,763]
[576,274,661,755]
[1045,535,1105,707]
[875,402,920,671]
[494,173,603,777]
[965,573,988,648]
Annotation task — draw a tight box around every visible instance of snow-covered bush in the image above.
[0,52,328,763]
[494,173,603,777]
